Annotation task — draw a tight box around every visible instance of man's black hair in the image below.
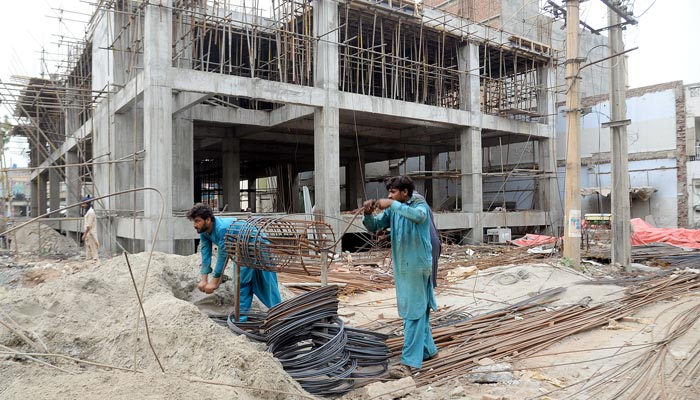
[186,203,215,221]
[385,176,414,197]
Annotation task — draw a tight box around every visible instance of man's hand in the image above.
[363,199,376,215]
[375,199,394,210]
[197,275,209,292]
[203,276,221,294]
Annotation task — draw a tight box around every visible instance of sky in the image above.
[0,0,698,168]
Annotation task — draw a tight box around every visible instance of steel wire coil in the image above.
[225,312,266,341]
[225,285,389,395]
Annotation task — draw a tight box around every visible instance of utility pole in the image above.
[605,0,635,270]
[563,0,582,267]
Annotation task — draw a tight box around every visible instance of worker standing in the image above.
[186,203,281,320]
[81,196,99,262]
[362,176,438,378]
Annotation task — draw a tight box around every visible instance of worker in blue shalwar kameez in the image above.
[362,176,438,378]
[186,203,281,320]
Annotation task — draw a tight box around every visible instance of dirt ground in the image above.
[1,249,698,400]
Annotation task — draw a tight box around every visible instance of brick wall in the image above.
[422,0,501,26]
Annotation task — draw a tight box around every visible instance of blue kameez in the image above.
[199,217,282,316]
[363,197,438,368]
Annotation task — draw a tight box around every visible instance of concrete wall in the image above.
[556,87,679,160]
[685,83,700,227]
[554,85,684,228]
[686,83,700,153]
[91,11,114,94]
[584,159,678,228]
[686,161,700,228]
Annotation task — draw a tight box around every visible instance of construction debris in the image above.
[385,269,700,388]
[466,363,516,384]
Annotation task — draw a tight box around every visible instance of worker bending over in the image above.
[187,203,281,320]
[362,176,438,378]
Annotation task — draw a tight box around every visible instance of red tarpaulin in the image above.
[509,219,700,249]
[631,218,700,249]
[510,234,557,247]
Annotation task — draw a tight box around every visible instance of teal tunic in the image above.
[199,217,281,315]
[362,197,438,319]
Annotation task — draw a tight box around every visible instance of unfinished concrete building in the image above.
[8,0,566,255]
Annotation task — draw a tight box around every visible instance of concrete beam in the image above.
[172,68,549,135]
[113,71,145,114]
[173,91,213,115]
[269,105,315,126]
[31,119,92,180]
[482,114,552,137]
[189,104,271,126]
[172,68,326,108]
[341,210,548,233]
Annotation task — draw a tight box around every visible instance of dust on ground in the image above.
[0,252,306,400]
[1,250,699,400]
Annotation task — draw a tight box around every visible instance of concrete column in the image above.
[65,150,81,216]
[345,156,365,210]
[291,169,301,213]
[222,137,241,212]
[65,149,81,242]
[173,116,194,254]
[313,0,339,91]
[143,0,174,252]
[275,164,297,212]
[314,108,340,224]
[49,167,60,216]
[113,108,145,216]
[30,179,38,217]
[458,42,483,243]
[313,0,341,235]
[173,116,194,211]
[537,63,562,236]
[248,175,257,212]
[194,175,202,203]
[424,152,441,207]
[29,144,39,217]
[38,172,48,217]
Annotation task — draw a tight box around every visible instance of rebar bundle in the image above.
[224,215,335,273]
[385,269,700,387]
[224,286,389,396]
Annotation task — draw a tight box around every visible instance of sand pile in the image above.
[0,252,307,399]
[7,222,79,257]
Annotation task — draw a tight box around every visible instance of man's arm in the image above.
[204,219,236,293]
[388,201,427,224]
[200,235,213,275]
[212,244,228,278]
[81,226,91,241]
[82,211,95,240]
[362,200,391,232]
